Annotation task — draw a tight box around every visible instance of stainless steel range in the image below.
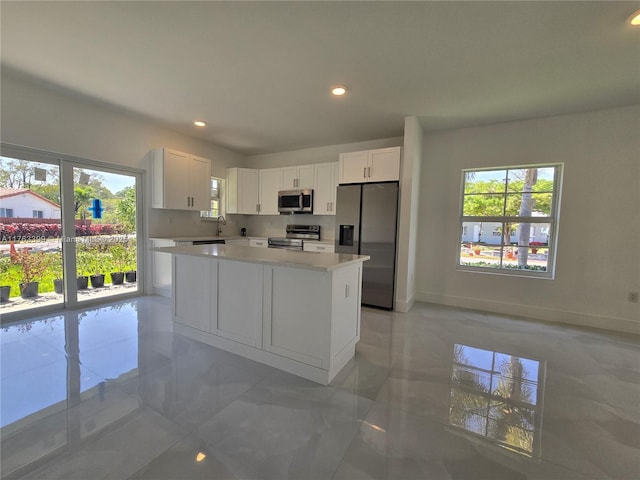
[268,224,320,250]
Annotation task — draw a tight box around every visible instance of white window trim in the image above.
[201,176,225,221]
[456,163,563,279]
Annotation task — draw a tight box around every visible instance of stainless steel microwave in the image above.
[278,189,313,214]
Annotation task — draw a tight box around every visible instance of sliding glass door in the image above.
[0,146,141,318]
[72,166,138,304]
[0,156,65,314]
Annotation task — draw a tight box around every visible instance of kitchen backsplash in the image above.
[148,208,336,241]
[148,208,245,238]
[243,215,336,241]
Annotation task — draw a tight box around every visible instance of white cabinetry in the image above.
[259,168,282,215]
[171,252,364,384]
[338,146,401,184]
[249,238,268,248]
[151,239,175,297]
[214,261,263,347]
[173,255,212,332]
[226,168,259,214]
[313,162,338,215]
[281,165,315,189]
[303,242,335,253]
[225,238,250,246]
[151,148,211,210]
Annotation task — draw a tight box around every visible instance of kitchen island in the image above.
[152,244,369,384]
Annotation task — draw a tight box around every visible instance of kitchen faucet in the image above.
[216,215,226,236]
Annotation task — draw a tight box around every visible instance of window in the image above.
[200,176,224,219]
[0,208,13,217]
[32,210,44,219]
[459,164,561,278]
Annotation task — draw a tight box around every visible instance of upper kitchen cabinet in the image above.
[313,162,338,215]
[281,164,315,189]
[151,148,211,210]
[227,168,259,214]
[259,168,282,215]
[338,146,401,184]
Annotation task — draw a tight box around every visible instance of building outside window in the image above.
[458,164,562,278]
[201,176,224,219]
[32,210,44,219]
[0,208,14,217]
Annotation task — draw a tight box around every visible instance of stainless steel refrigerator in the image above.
[334,182,399,310]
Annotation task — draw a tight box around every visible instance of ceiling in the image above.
[2,1,639,156]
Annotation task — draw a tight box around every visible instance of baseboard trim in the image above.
[415,291,640,335]
[395,294,415,313]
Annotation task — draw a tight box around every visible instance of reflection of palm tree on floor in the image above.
[449,346,538,455]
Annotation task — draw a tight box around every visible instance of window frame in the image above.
[200,175,225,220]
[456,163,563,279]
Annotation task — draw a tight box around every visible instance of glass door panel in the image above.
[72,167,138,303]
[0,156,64,315]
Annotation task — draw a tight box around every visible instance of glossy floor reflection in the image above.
[1,297,639,479]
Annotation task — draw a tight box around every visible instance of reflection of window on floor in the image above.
[448,344,545,457]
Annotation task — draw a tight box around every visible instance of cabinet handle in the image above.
[363,167,367,179]
[345,284,350,298]
[368,167,371,178]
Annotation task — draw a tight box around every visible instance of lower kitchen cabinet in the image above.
[214,261,263,347]
[170,252,364,384]
[173,255,212,332]
[303,242,335,253]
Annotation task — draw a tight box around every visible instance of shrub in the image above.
[0,223,125,239]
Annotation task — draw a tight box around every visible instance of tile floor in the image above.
[1,296,638,479]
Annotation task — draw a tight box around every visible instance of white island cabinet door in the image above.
[214,260,263,347]
[173,255,212,332]
[263,266,329,368]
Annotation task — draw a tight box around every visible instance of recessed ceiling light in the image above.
[331,85,348,96]
[195,452,206,462]
[193,120,207,127]
[629,9,640,25]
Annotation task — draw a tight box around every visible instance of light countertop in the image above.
[152,244,368,272]
[149,235,334,243]
[150,235,260,242]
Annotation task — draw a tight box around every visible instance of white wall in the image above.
[0,71,247,239]
[416,105,640,334]
[245,137,403,169]
[0,193,61,219]
[243,137,403,240]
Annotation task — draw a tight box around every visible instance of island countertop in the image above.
[153,244,369,272]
